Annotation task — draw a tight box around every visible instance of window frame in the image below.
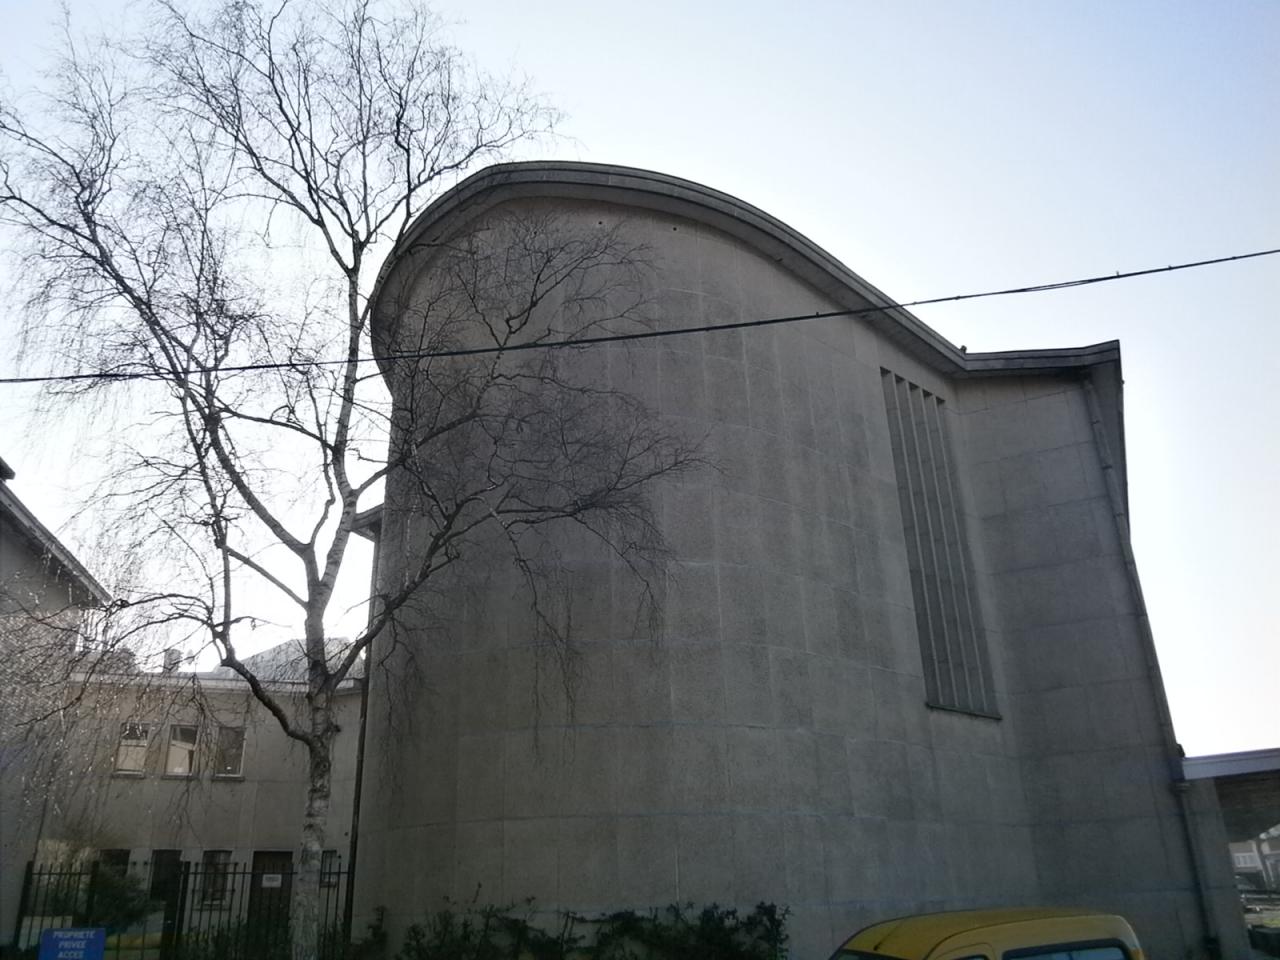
[881,369,999,718]
[165,723,199,778]
[213,725,246,779]
[114,722,150,774]
[200,849,232,903]
[99,849,131,876]
[320,849,340,888]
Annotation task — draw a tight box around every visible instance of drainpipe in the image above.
[342,514,381,943]
[341,672,370,943]
[1082,374,1219,960]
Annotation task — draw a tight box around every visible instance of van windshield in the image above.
[1006,945,1128,960]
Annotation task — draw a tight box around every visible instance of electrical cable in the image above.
[0,246,1275,387]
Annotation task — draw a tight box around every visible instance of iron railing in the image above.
[11,858,349,960]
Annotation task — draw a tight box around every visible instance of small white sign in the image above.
[261,873,283,888]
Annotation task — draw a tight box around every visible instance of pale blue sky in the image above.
[2,0,1277,754]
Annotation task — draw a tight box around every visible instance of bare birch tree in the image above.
[0,2,697,956]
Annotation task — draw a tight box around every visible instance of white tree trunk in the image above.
[292,706,333,960]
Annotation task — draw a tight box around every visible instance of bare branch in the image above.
[0,5,696,957]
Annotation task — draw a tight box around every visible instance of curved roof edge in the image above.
[374,161,1120,379]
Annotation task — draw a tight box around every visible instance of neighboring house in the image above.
[0,455,110,941]
[1263,827,1280,892]
[1228,831,1280,895]
[1184,749,1280,893]
[1228,840,1266,889]
[0,456,108,618]
[1,456,364,947]
[3,642,364,949]
[355,162,1251,960]
[32,643,362,859]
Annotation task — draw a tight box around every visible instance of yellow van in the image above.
[829,907,1144,960]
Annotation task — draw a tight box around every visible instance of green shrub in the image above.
[25,869,153,932]
[177,919,297,960]
[394,901,789,960]
[86,870,155,932]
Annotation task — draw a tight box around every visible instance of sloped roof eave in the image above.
[0,482,110,606]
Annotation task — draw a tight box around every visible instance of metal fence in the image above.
[11,858,350,960]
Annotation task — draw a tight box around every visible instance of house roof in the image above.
[0,459,109,606]
[201,638,365,684]
[1183,747,1280,780]
[75,639,365,697]
[371,161,1122,382]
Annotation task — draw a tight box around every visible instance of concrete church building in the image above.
[355,163,1243,959]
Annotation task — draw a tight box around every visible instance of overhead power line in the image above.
[1,246,1276,387]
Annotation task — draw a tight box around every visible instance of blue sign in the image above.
[37,928,105,960]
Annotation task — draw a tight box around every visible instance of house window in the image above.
[320,850,340,888]
[201,850,231,902]
[882,370,998,717]
[214,726,245,778]
[100,849,130,875]
[166,724,198,777]
[115,722,150,773]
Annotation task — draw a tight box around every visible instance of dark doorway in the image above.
[149,849,182,901]
[148,850,183,958]
[247,850,293,958]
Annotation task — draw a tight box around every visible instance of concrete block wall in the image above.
[954,375,1211,959]
[360,198,1043,958]
[358,163,1217,960]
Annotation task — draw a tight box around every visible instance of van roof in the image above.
[836,907,1138,960]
